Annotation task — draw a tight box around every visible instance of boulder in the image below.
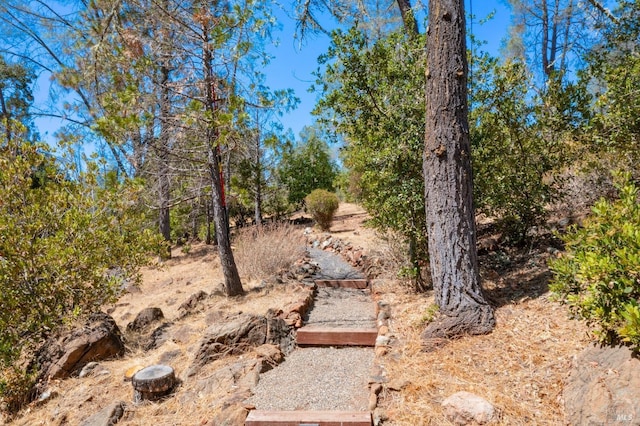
[187,312,295,377]
[266,312,295,354]
[206,404,248,426]
[192,359,260,394]
[178,290,209,317]
[33,312,125,382]
[564,344,640,425]
[442,391,496,425]
[79,401,127,426]
[144,322,173,350]
[78,362,110,378]
[126,307,164,332]
[254,344,284,373]
[187,314,267,376]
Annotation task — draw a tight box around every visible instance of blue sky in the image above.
[33,1,513,144]
[263,1,513,138]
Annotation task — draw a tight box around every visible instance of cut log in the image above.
[131,364,176,402]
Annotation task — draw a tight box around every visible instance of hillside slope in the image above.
[6,203,589,425]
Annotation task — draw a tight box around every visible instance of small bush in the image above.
[234,223,305,279]
[305,189,339,231]
[549,172,640,351]
[0,367,36,417]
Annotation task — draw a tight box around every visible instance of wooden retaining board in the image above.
[314,279,369,290]
[296,327,377,346]
[245,410,372,426]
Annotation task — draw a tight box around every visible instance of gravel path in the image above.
[245,347,374,411]
[245,247,375,412]
[308,247,364,280]
[305,287,376,328]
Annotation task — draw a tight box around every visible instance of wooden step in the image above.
[245,410,372,426]
[314,279,369,290]
[296,327,377,346]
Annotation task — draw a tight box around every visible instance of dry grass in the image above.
[4,203,593,425]
[5,241,310,426]
[374,248,591,425]
[234,223,306,280]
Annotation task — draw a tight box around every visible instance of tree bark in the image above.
[202,18,244,297]
[158,63,172,249]
[422,0,495,341]
[0,87,12,142]
[396,0,419,37]
[253,124,263,226]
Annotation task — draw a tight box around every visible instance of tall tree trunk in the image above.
[158,66,172,245]
[422,0,495,341]
[253,125,263,226]
[542,0,550,76]
[207,146,243,295]
[396,0,419,37]
[202,19,244,297]
[0,88,12,142]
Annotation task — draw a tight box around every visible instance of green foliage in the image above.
[305,189,339,231]
[0,57,36,141]
[584,1,640,164]
[421,303,440,325]
[470,57,581,242]
[0,136,162,378]
[549,172,640,351]
[316,28,428,272]
[278,125,338,206]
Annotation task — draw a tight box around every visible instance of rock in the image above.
[442,391,496,425]
[206,404,248,426]
[126,315,172,351]
[80,401,127,426]
[375,346,388,357]
[124,365,144,382]
[178,290,209,316]
[79,362,110,378]
[375,335,390,346]
[191,359,260,394]
[368,392,378,411]
[32,312,125,383]
[373,408,388,426]
[132,365,177,402]
[254,344,284,373]
[266,312,295,354]
[126,307,164,332]
[36,388,59,405]
[158,349,182,364]
[564,344,640,425]
[187,314,267,376]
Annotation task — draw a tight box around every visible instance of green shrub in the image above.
[305,189,339,231]
[0,137,162,412]
[549,172,640,351]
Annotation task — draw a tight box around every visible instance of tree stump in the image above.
[131,364,176,402]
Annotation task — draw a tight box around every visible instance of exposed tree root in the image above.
[421,304,495,351]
